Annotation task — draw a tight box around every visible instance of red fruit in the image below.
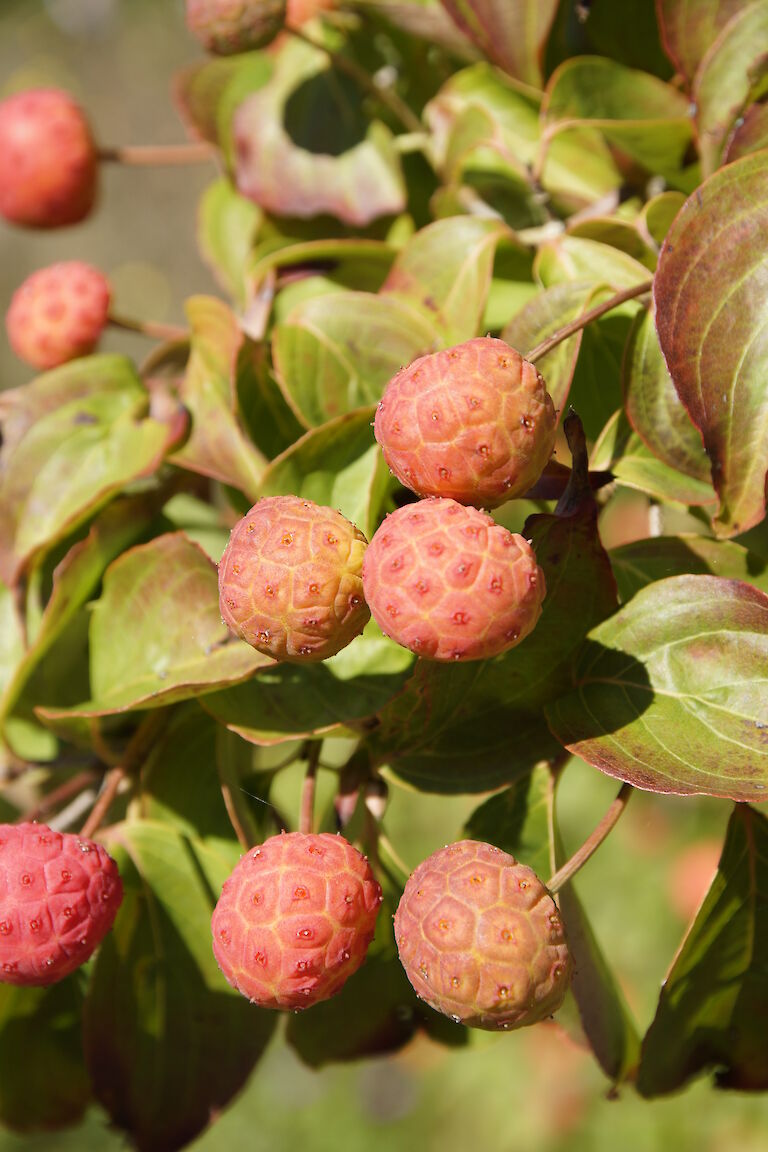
[218,495,370,662]
[6,262,111,370]
[0,823,123,987]
[0,89,97,229]
[211,831,382,1009]
[374,337,557,508]
[394,840,571,1031]
[186,0,286,53]
[362,497,545,662]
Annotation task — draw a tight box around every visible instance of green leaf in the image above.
[654,152,768,536]
[0,357,175,584]
[638,804,768,1095]
[372,497,618,792]
[37,533,267,721]
[170,297,266,499]
[502,281,603,413]
[438,0,559,86]
[272,291,437,427]
[201,619,414,746]
[609,535,768,603]
[656,0,751,89]
[174,56,265,146]
[233,36,405,226]
[0,979,90,1131]
[464,762,554,878]
[546,575,768,801]
[624,306,712,484]
[235,338,306,462]
[0,580,24,710]
[541,56,693,179]
[197,177,262,308]
[83,821,275,1152]
[693,1,768,175]
[594,410,717,507]
[535,235,652,290]
[258,408,389,540]
[381,216,511,344]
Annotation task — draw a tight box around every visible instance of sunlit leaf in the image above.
[546,575,768,801]
[609,534,768,603]
[197,177,262,308]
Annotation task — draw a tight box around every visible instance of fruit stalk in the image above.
[299,743,320,836]
[547,782,634,894]
[96,142,217,166]
[108,311,189,343]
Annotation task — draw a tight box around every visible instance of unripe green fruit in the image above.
[395,840,571,1030]
[374,337,557,508]
[218,495,370,662]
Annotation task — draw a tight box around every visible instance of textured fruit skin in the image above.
[395,840,571,1031]
[212,831,383,1009]
[362,497,545,661]
[6,262,111,370]
[0,823,123,987]
[0,89,97,229]
[374,337,557,508]
[186,0,286,53]
[218,495,370,662]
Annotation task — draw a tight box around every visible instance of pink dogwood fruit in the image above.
[6,262,111,370]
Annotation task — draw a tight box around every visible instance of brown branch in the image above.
[109,312,188,344]
[79,767,125,841]
[526,279,654,364]
[547,782,633,894]
[18,770,99,825]
[79,711,169,840]
[97,142,217,166]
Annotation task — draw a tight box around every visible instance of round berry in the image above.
[394,840,571,1030]
[218,495,370,662]
[374,337,557,508]
[362,497,545,662]
[6,262,111,370]
[186,0,286,54]
[0,89,97,229]
[0,823,123,987]
[211,831,383,1009]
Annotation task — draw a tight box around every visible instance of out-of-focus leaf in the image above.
[352,0,478,58]
[37,533,267,721]
[724,101,768,163]
[541,57,692,179]
[170,297,266,499]
[202,620,414,745]
[258,408,389,540]
[272,291,437,427]
[546,575,768,801]
[656,0,750,89]
[654,152,768,536]
[0,358,176,585]
[593,410,717,506]
[84,821,275,1152]
[464,762,553,878]
[426,65,622,213]
[609,534,768,603]
[173,56,265,146]
[438,0,558,86]
[0,979,90,1131]
[381,216,511,344]
[0,581,24,708]
[639,804,768,1094]
[233,36,405,226]
[624,307,711,483]
[197,177,262,308]
[693,1,768,175]
[372,491,618,792]
[546,0,672,79]
[235,338,306,462]
[502,281,603,414]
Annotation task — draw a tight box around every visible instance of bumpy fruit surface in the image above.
[362,497,545,661]
[374,337,557,508]
[186,0,286,53]
[212,831,382,1009]
[0,89,97,228]
[218,495,370,662]
[0,823,123,987]
[6,262,111,370]
[395,840,570,1031]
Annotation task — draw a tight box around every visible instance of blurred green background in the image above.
[2,2,768,1149]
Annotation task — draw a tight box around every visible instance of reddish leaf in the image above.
[439,0,558,86]
[656,0,745,88]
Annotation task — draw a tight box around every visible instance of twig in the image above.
[217,727,262,851]
[80,767,125,841]
[299,743,321,836]
[109,312,188,344]
[547,782,633,894]
[287,26,423,136]
[97,142,217,166]
[526,279,654,364]
[79,710,169,840]
[17,770,99,824]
